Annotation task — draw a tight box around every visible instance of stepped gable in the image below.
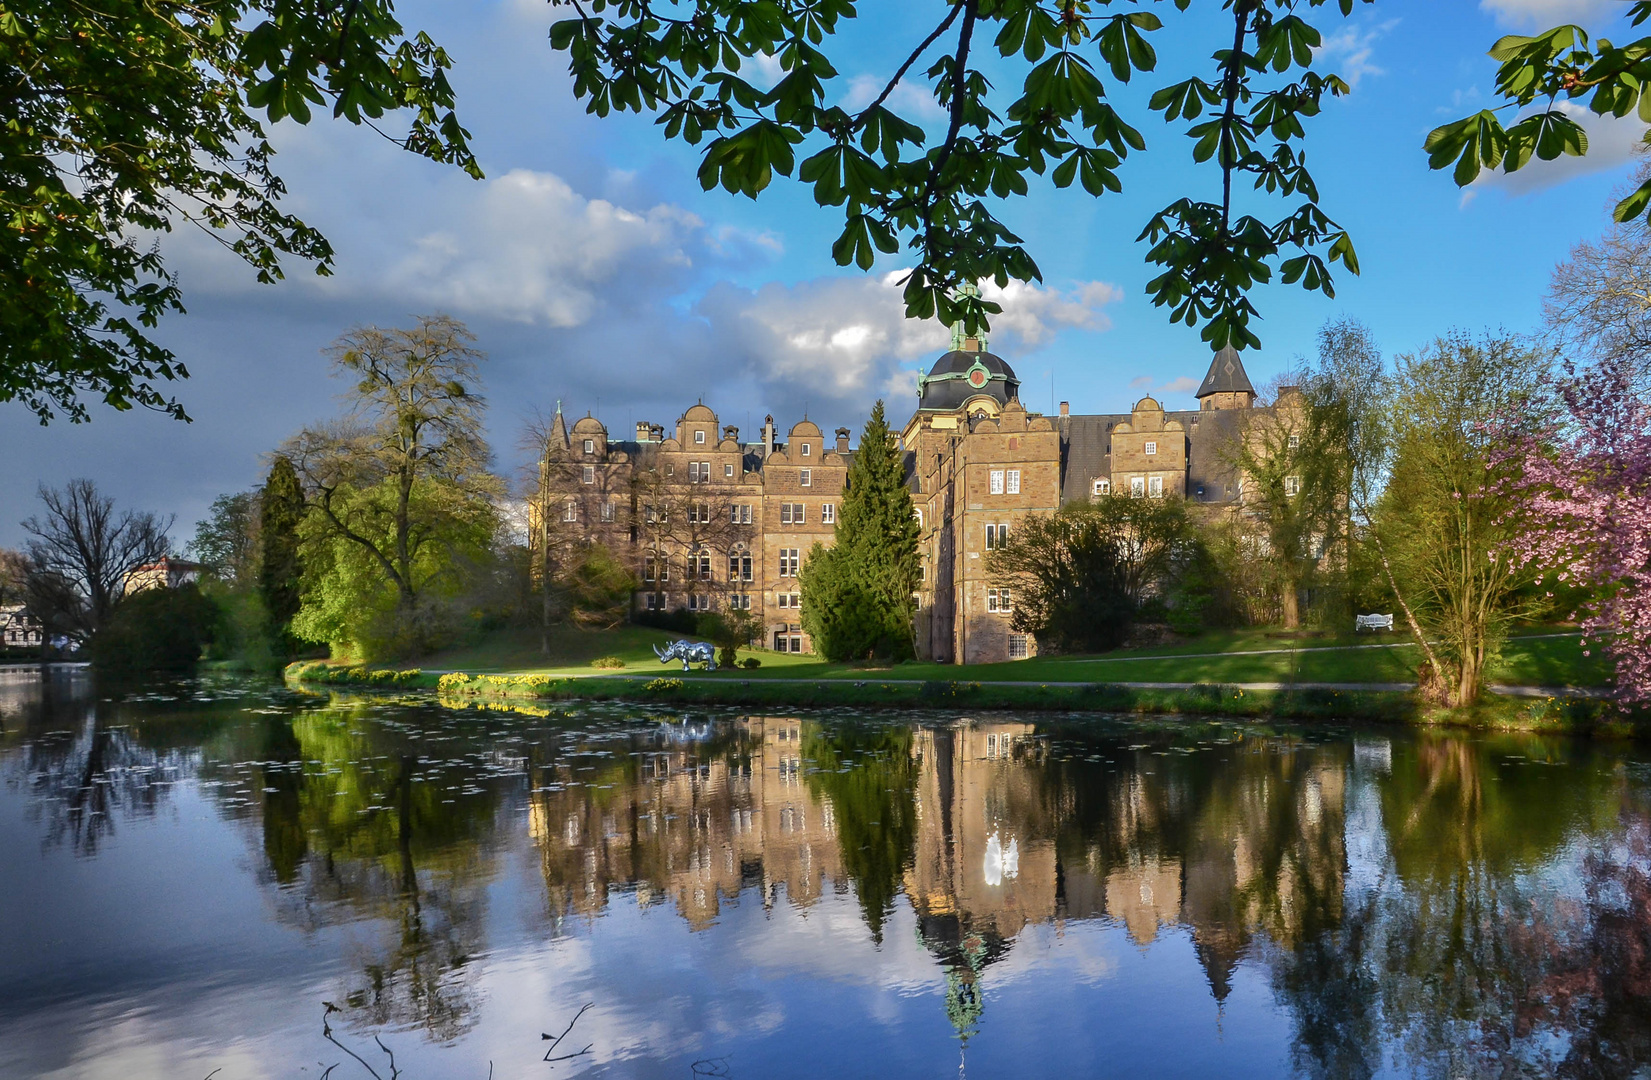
[1195,345,1256,400]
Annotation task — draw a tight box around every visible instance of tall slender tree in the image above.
[800,400,919,661]
[259,454,305,654]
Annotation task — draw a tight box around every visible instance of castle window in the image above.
[779,548,800,577]
[696,552,712,579]
[688,593,711,611]
[1093,479,1110,496]
[990,470,1004,494]
[800,468,812,487]
[665,464,674,477]
[1145,440,1158,455]
[695,430,706,444]
[801,442,811,457]
[985,523,1009,550]
[583,439,595,454]
[562,500,577,522]
[1149,476,1164,498]
[915,508,924,528]
[1009,634,1029,659]
[582,465,595,484]
[1285,475,1301,497]
[822,504,836,524]
[986,588,1013,614]
[646,592,661,610]
[730,593,751,610]
[1131,477,1146,497]
[1007,469,1021,494]
[731,504,753,525]
[729,553,753,582]
[781,503,805,525]
[600,502,615,523]
[725,463,735,478]
[1289,434,1301,450]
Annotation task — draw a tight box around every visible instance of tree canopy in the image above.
[550,0,1372,352]
[1,0,476,423]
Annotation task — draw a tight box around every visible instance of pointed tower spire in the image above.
[550,399,570,450]
[1194,346,1257,411]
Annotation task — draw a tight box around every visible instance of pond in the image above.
[2,668,1649,1079]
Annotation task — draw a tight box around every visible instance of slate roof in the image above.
[1195,346,1256,399]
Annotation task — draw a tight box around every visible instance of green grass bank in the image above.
[285,623,1636,736]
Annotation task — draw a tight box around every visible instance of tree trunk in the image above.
[1281,574,1300,629]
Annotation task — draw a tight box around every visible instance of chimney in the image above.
[835,427,850,454]
[763,414,776,459]
[650,423,665,442]
[1059,401,1069,417]
[723,425,739,443]
[635,421,652,443]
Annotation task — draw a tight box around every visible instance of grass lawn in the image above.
[415,625,826,677]
[355,621,1609,689]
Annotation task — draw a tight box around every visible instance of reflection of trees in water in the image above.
[803,723,919,944]
[1267,734,1637,1079]
[243,703,506,1041]
[9,678,191,855]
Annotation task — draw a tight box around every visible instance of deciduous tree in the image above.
[284,316,502,656]
[20,479,172,643]
[1494,350,1651,706]
[2,0,477,422]
[548,0,1371,353]
[1372,332,1551,707]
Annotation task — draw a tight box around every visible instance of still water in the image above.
[2,667,1649,1079]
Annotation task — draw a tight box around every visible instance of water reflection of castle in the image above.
[529,717,1347,1025]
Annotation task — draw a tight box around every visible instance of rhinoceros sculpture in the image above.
[653,639,718,671]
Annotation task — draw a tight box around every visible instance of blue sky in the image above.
[0,0,1641,547]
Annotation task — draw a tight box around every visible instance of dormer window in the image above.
[1093,479,1110,496]
[583,439,595,454]
[695,430,706,444]
[801,442,810,457]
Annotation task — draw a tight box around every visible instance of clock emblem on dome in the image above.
[966,360,990,389]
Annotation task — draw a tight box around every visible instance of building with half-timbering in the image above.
[537,321,1274,662]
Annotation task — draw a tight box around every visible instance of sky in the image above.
[0,0,1642,549]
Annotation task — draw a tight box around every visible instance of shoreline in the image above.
[285,661,1639,737]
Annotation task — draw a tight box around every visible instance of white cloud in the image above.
[383,169,706,327]
[698,272,1124,410]
[1480,0,1620,29]
[840,73,947,121]
[1314,20,1398,89]
[1471,100,1648,197]
[1161,376,1201,395]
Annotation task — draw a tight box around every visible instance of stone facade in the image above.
[534,403,851,655]
[538,334,1279,662]
[906,339,1275,663]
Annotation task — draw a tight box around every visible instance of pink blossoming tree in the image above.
[1495,351,1651,704]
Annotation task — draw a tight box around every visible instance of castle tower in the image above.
[1195,346,1257,411]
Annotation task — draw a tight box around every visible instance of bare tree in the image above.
[21,479,172,642]
[631,464,752,614]
[1546,157,1651,392]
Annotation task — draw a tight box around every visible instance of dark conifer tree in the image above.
[258,455,304,655]
[801,400,920,660]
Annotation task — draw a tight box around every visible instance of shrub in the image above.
[590,655,626,669]
[92,584,220,676]
[741,657,761,669]
[643,677,685,692]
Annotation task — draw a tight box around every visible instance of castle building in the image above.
[905,333,1267,663]
[538,326,1274,662]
